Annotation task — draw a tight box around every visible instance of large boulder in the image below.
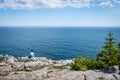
[103,65,119,74]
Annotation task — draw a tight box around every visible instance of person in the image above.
[28,50,35,58]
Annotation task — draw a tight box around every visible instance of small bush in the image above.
[70,57,91,71]
[92,60,108,69]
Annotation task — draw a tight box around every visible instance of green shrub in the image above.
[93,60,108,69]
[70,57,91,71]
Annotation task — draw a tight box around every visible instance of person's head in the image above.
[31,50,33,52]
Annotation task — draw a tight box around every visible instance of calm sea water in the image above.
[0,27,120,60]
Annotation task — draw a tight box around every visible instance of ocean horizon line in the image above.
[0,26,120,28]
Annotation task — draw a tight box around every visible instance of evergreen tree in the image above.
[118,42,120,53]
[117,42,120,69]
[97,32,119,66]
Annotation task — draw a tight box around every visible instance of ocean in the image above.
[0,27,120,60]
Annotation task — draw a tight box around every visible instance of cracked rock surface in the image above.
[0,55,119,80]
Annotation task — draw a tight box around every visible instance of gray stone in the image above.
[0,54,118,80]
[0,72,34,80]
[46,70,84,80]
[6,56,14,65]
[13,62,25,71]
[84,70,116,80]
[53,63,63,67]
[0,62,7,66]
[0,65,12,76]
[17,57,30,62]
[103,65,119,74]
[24,61,44,70]
[62,60,73,65]
[47,71,58,78]
[113,74,120,80]
[39,57,48,62]
[48,59,53,64]
[34,71,48,79]
[61,71,84,80]
[53,60,73,67]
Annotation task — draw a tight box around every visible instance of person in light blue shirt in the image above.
[29,50,35,58]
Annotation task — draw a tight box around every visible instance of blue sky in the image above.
[0,0,120,27]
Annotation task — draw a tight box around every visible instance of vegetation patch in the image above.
[54,65,67,69]
[70,32,120,71]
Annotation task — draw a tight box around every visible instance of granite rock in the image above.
[0,64,12,76]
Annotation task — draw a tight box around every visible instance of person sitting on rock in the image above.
[28,50,35,58]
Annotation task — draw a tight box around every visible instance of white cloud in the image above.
[0,0,119,9]
[99,1,113,7]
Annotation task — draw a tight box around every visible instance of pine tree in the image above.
[117,42,120,69]
[118,42,120,53]
[96,32,119,66]
[104,32,116,55]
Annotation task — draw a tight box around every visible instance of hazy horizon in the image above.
[0,26,120,28]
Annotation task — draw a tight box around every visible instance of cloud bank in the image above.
[0,0,120,9]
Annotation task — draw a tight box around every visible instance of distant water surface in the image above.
[0,27,120,60]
